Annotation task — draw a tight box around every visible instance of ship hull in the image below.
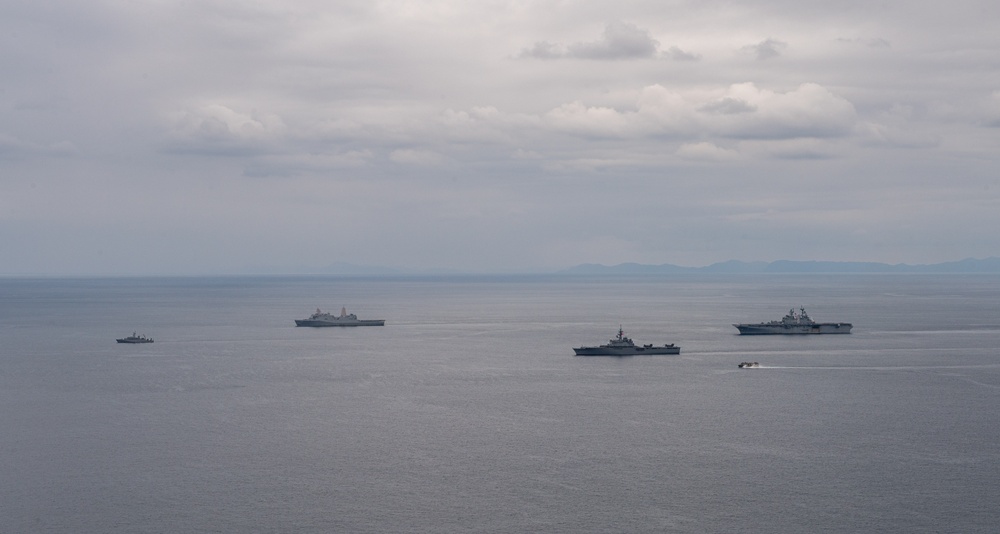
[734,323,852,335]
[295,319,385,327]
[116,339,153,343]
[573,346,680,356]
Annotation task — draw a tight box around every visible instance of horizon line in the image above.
[2,257,999,278]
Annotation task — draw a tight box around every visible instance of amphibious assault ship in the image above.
[295,307,385,327]
[573,326,680,356]
[734,307,852,335]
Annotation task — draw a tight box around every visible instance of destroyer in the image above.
[573,326,680,356]
[734,307,852,335]
[117,332,153,344]
[295,307,385,327]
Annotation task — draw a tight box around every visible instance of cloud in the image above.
[541,156,644,173]
[709,83,857,139]
[740,138,841,160]
[566,21,660,59]
[664,46,700,61]
[148,81,858,178]
[511,148,542,160]
[855,104,940,148]
[984,91,1000,127]
[743,38,788,60]
[0,133,78,160]
[389,148,447,166]
[354,82,860,169]
[519,41,563,59]
[4,0,998,274]
[699,97,757,115]
[242,150,374,177]
[543,101,640,138]
[435,106,538,143]
[857,122,940,148]
[837,37,892,49]
[164,104,286,156]
[14,96,73,112]
[676,142,738,161]
[521,21,662,60]
[534,82,856,142]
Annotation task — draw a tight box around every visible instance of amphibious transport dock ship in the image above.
[295,307,385,327]
[574,326,680,356]
[734,307,852,335]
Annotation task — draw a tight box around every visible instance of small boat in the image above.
[117,332,153,344]
[738,361,759,368]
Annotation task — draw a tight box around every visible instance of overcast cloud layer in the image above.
[2,0,998,274]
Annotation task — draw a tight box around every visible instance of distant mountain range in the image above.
[559,257,1000,274]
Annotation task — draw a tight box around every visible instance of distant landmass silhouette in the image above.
[559,257,1000,274]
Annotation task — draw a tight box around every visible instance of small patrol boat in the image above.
[117,332,153,344]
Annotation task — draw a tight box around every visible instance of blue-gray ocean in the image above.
[2,274,999,533]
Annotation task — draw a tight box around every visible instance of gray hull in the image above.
[295,319,385,327]
[734,323,852,335]
[573,345,680,356]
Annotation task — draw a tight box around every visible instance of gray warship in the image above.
[117,332,153,344]
[734,307,852,335]
[573,326,680,356]
[295,307,385,327]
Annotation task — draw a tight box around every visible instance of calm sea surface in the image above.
[2,274,999,533]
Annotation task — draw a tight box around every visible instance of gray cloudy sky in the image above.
[2,0,998,275]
